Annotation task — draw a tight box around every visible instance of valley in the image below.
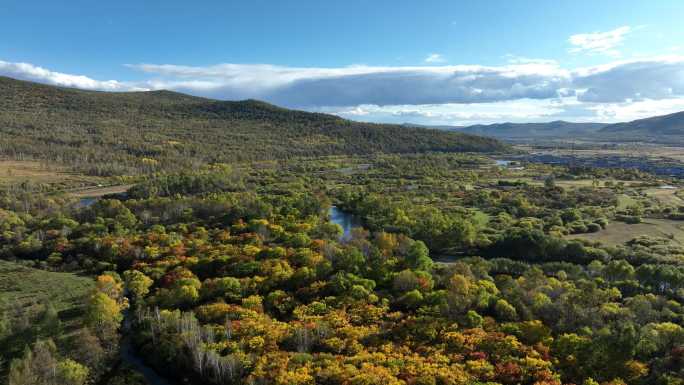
[1,78,683,385]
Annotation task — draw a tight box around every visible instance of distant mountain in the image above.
[440,121,607,140]
[408,111,684,144]
[0,76,508,175]
[598,111,684,138]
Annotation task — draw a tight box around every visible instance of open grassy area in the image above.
[68,184,135,198]
[0,260,93,317]
[616,194,638,210]
[0,260,94,379]
[567,218,684,246]
[0,160,105,190]
[643,187,684,207]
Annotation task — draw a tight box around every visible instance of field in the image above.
[616,194,638,210]
[0,160,105,190]
[644,186,684,207]
[0,260,94,379]
[567,218,684,246]
[68,184,135,198]
[515,143,684,159]
[0,260,93,317]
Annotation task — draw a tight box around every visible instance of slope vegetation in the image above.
[599,110,684,139]
[0,76,506,176]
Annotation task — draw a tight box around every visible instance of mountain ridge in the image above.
[0,76,507,176]
[408,110,684,143]
[599,110,684,136]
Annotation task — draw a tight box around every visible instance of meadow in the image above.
[0,260,94,377]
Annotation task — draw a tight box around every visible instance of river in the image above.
[118,312,174,385]
[329,206,363,240]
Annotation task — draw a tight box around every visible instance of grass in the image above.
[0,260,94,378]
[616,194,637,210]
[643,187,684,207]
[471,209,490,227]
[0,160,105,190]
[68,184,135,198]
[566,218,684,246]
[0,260,93,314]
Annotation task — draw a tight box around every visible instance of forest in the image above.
[0,76,504,177]
[0,76,683,385]
[1,148,684,385]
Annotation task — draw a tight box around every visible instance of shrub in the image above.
[586,223,602,233]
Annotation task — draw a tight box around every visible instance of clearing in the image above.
[643,187,684,207]
[0,259,94,316]
[0,160,104,189]
[68,184,135,198]
[566,218,684,246]
[0,260,94,372]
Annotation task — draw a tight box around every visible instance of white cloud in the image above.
[568,26,631,56]
[127,56,684,108]
[128,61,570,107]
[424,53,445,63]
[0,60,144,91]
[572,55,684,102]
[3,54,684,125]
[504,55,558,66]
[318,99,570,125]
[321,96,684,126]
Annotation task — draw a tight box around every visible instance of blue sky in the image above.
[2,0,684,125]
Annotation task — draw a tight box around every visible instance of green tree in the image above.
[85,292,123,337]
[494,299,518,321]
[123,270,154,301]
[57,359,89,385]
[38,303,61,336]
[406,240,432,271]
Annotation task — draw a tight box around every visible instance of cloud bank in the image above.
[0,60,143,91]
[126,56,684,108]
[2,54,684,125]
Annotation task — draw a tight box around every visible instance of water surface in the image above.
[329,206,363,239]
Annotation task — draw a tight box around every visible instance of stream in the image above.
[329,206,363,239]
[119,312,174,385]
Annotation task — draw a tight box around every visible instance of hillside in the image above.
[413,112,684,144]
[598,110,684,139]
[0,76,506,176]
[436,121,606,140]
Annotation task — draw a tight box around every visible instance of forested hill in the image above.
[0,76,506,176]
[451,121,607,140]
[598,110,684,138]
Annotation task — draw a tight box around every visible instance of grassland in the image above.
[68,184,135,198]
[616,193,638,210]
[0,160,106,190]
[0,260,94,372]
[644,187,684,207]
[567,218,684,246]
[0,260,93,314]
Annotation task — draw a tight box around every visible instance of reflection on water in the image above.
[495,159,512,166]
[329,206,363,240]
[75,197,97,208]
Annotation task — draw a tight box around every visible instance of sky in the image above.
[2,0,684,125]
